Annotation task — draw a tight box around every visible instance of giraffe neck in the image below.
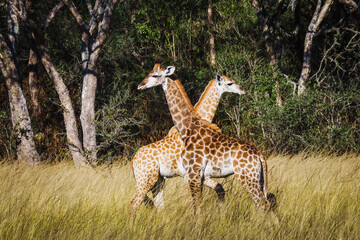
[194,80,221,123]
[163,78,201,140]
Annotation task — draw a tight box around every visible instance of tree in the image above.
[0,0,39,163]
[62,0,119,162]
[208,0,216,67]
[298,0,333,95]
[251,0,285,67]
[20,0,119,165]
[24,0,88,166]
[251,0,287,106]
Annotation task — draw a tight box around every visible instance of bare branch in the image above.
[289,0,298,11]
[96,0,108,35]
[41,2,64,32]
[6,0,20,54]
[314,17,344,37]
[338,0,358,13]
[62,0,90,35]
[283,73,297,96]
[5,0,23,19]
[89,0,103,35]
[344,27,360,34]
[92,0,102,15]
[309,0,323,32]
[18,0,27,19]
[85,0,92,14]
[91,0,118,54]
[310,33,339,85]
[314,0,334,31]
[132,51,144,67]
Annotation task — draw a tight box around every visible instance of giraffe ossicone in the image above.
[137,61,276,216]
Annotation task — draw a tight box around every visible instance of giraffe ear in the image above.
[216,74,222,82]
[165,66,175,76]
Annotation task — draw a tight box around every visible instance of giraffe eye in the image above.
[152,75,160,78]
[227,82,233,86]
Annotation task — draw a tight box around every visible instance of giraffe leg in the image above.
[129,187,151,218]
[151,175,166,209]
[188,178,202,214]
[234,168,270,212]
[185,164,203,215]
[129,160,160,217]
[203,178,225,202]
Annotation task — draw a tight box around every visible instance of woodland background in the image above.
[1,0,359,165]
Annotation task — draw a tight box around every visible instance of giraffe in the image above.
[130,60,246,216]
[137,63,276,215]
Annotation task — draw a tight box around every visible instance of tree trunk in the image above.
[298,0,333,95]
[274,81,282,107]
[63,0,118,162]
[28,47,40,116]
[297,32,314,95]
[0,34,39,163]
[252,0,278,66]
[26,2,88,166]
[252,0,283,106]
[208,0,216,67]
[38,49,87,166]
[80,60,97,161]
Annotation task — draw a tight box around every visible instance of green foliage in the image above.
[200,69,358,156]
[220,74,360,154]
[96,85,144,162]
[258,90,360,153]
[0,0,359,161]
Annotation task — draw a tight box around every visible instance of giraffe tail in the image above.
[259,159,277,211]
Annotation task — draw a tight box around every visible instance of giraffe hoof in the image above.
[267,193,277,211]
[215,183,226,202]
[143,195,155,208]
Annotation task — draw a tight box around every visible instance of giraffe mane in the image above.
[194,80,216,110]
[167,126,178,135]
[173,79,222,133]
[173,80,202,119]
[200,119,222,133]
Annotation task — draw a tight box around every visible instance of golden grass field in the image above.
[0,153,359,239]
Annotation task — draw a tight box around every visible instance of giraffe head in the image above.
[215,74,246,95]
[138,58,176,90]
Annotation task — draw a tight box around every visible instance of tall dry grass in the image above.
[0,153,359,239]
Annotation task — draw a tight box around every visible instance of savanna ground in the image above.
[0,153,359,239]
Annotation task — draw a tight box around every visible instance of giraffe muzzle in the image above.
[137,80,148,90]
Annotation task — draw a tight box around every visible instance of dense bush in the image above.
[0,0,359,161]
[225,89,360,154]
